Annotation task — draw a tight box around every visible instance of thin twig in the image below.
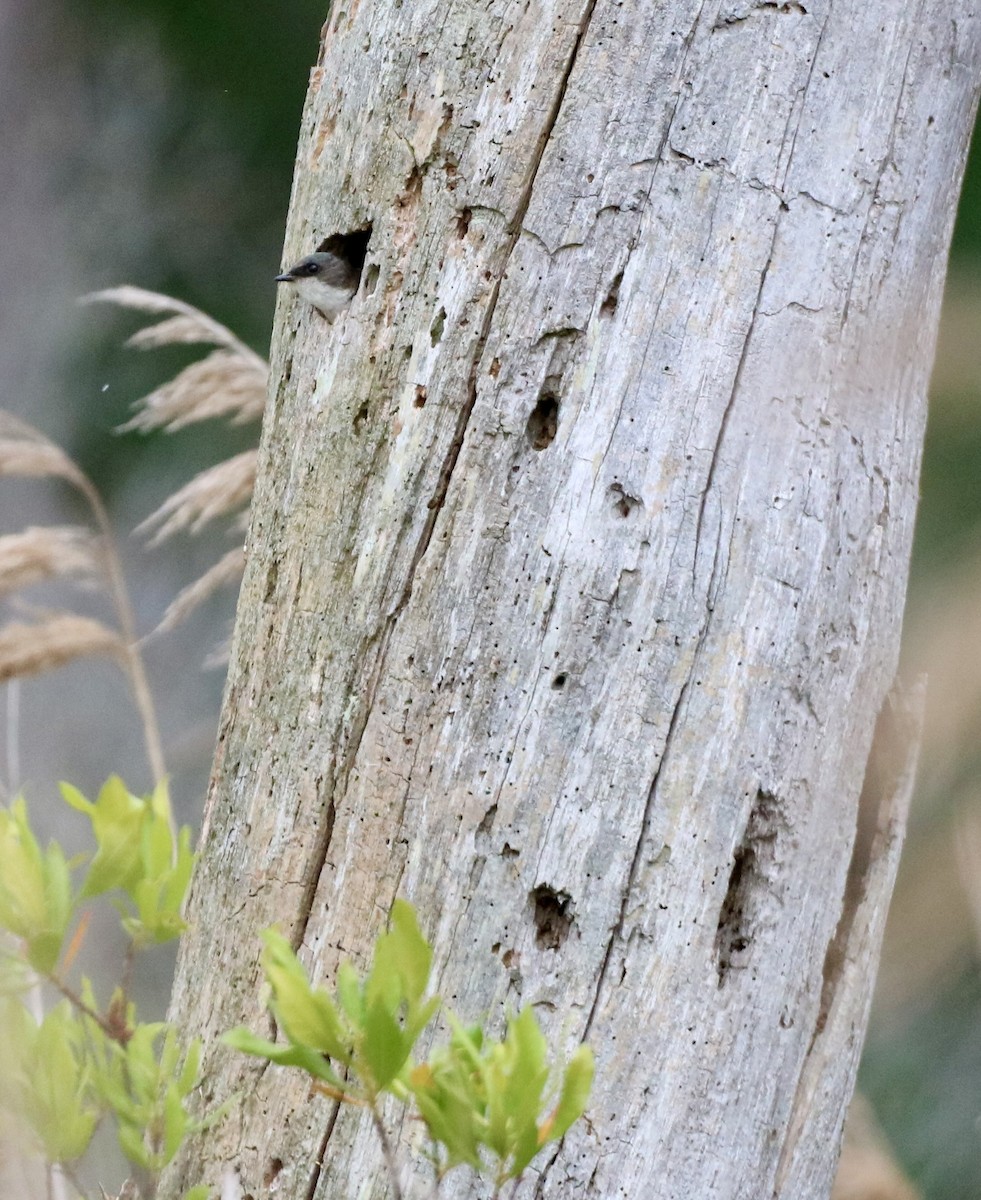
[72,474,167,795]
[117,931,138,1008]
[60,1160,88,1200]
[370,1104,404,1200]
[120,937,137,1003]
[45,972,124,1043]
[5,677,19,796]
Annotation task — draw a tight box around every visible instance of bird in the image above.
[275,251,359,320]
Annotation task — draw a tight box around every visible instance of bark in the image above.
[162,3,979,1199]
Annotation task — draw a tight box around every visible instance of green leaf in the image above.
[336,961,363,1024]
[0,949,33,995]
[357,901,437,1091]
[485,1010,549,1179]
[222,1027,346,1090]
[0,804,49,933]
[67,778,195,946]
[128,803,190,943]
[545,1044,594,1142]
[183,1188,211,1200]
[404,994,440,1050]
[359,998,409,1091]
[16,1002,100,1163]
[73,776,146,899]
[260,931,352,1063]
[83,1017,208,1174]
[142,782,176,879]
[410,1007,592,1186]
[0,800,75,974]
[118,1120,151,1170]
[408,1059,483,1174]
[365,900,432,1013]
[163,1080,189,1160]
[42,841,73,943]
[179,1038,203,1094]
[57,782,94,815]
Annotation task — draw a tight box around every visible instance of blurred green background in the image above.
[0,2,978,1196]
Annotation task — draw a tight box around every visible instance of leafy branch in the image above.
[226,901,593,1199]
[0,779,210,1200]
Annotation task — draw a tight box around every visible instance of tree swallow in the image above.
[275,252,358,320]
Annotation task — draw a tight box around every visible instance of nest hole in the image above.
[526,394,559,450]
[531,884,574,950]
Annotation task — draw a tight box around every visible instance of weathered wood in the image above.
[162,3,980,1198]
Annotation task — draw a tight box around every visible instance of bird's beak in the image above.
[274,272,294,283]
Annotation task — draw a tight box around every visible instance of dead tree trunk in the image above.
[162,3,980,1198]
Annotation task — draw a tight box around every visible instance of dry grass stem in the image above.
[80,289,265,634]
[0,414,86,487]
[202,632,234,671]
[230,507,252,533]
[98,1181,140,1200]
[82,286,266,369]
[117,350,267,434]
[136,451,257,545]
[0,410,167,789]
[0,527,100,597]
[125,314,242,349]
[153,545,246,636]
[0,614,124,683]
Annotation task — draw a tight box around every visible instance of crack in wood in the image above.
[692,228,776,592]
[302,1096,343,1200]
[581,681,690,1040]
[292,793,337,950]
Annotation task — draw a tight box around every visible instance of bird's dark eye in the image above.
[305,262,320,274]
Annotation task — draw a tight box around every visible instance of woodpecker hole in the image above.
[531,884,574,950]
[263,560,278,603]
[715,789,784,986]
[456,206,472,238]
[315,225,373,293]
[430,307,446,346]
[399,165,424,205]
[609,482,643,518]
[526,393,559,450]
[476,804,498,837]
[414,386,427,408]
[552,672,568,690]
[601,270,623,317]
[263,1159,284,1186]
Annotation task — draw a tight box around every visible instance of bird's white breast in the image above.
[295,277,355,320]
